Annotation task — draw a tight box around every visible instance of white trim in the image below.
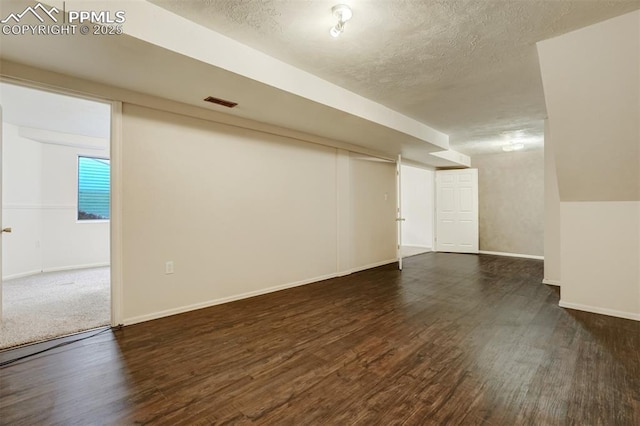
[397,154,403,271]
[559,300,640,321]
[123,258,399,326]
[18,126,108,150]
[3,269,42,281]
[401,246,433,257]
[3,204,75,210]
[403,245,432,249]
[338,258,398,277]
[3,263,110,280]
[479,250,544,260]
[43,263,110,273]
[110,101,124,327]
[123,271,341,326]
[542,279,561,286]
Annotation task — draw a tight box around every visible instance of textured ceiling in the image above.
[149,0,640,155]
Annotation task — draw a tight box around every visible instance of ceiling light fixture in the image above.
[502,141,525,152]
[330,4,353,38]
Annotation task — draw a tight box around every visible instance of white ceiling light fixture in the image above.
[502,141,525,152]
[330,4,353,38]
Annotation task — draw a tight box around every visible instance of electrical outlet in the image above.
[165,261,174,275]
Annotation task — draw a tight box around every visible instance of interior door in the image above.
[396,155,405,269]
[435,168,478,253]
[0,106,3,319]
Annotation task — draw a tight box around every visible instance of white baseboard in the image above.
[559,300,640,321]
[3,263,111,281]
[123,271,341,326]
[542,279,561,286]
[124,259,400,326]
[401,246,432,255]
[346,258,398,275]
[337,258,398,277]
[479,250,544,260]
[43,263,110,273]
[2,269,42,281]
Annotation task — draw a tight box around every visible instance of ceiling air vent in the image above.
[204,96,238,108]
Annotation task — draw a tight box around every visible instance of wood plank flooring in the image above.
[1,253,639,425]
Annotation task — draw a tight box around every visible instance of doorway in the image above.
[0,82,112,349]
[399,163,435,260]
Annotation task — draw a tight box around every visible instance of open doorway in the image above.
[0,82,111,349]
[400,164,434,258]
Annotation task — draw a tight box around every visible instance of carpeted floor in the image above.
[0,267,110,350]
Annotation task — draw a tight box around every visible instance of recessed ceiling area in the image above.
[2,0,470,167]
[0,29,451,165]
[149,0,640,155]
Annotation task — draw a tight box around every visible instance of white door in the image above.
[396,155,405,270]
[435,168,478,253]
[0,106,3,320]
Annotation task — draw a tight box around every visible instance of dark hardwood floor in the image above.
[1,253,639,425]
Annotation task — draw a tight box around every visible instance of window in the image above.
[78,156,110,221]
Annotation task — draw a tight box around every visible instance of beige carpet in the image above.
[0,267,110,350]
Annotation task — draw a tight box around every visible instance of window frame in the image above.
[77,155,111,223]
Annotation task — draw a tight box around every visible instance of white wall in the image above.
[543,121,561,285]
[538,10,640,320]
[121,105,398,324]
[560,202,639,317]
[2,123,110,279]
[2,124,42,278]
[400,165,434,249]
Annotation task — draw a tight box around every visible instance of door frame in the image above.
[0,78,123,326]
[396,155,402,270]
[110,101,123,326]
[0,104,3,320]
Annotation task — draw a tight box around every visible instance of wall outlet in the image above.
[165,261,174,275]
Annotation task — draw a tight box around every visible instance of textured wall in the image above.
[473,150,544,256]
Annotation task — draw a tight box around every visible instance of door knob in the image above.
[2,227,12,233]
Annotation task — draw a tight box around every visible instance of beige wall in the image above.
[538,11,639,202]
[538,10,640,320]
[0,63,400,325]
[560,202,639,316]
[349,154,397,269]
[472,150,544,257]
[121,104,397,323]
